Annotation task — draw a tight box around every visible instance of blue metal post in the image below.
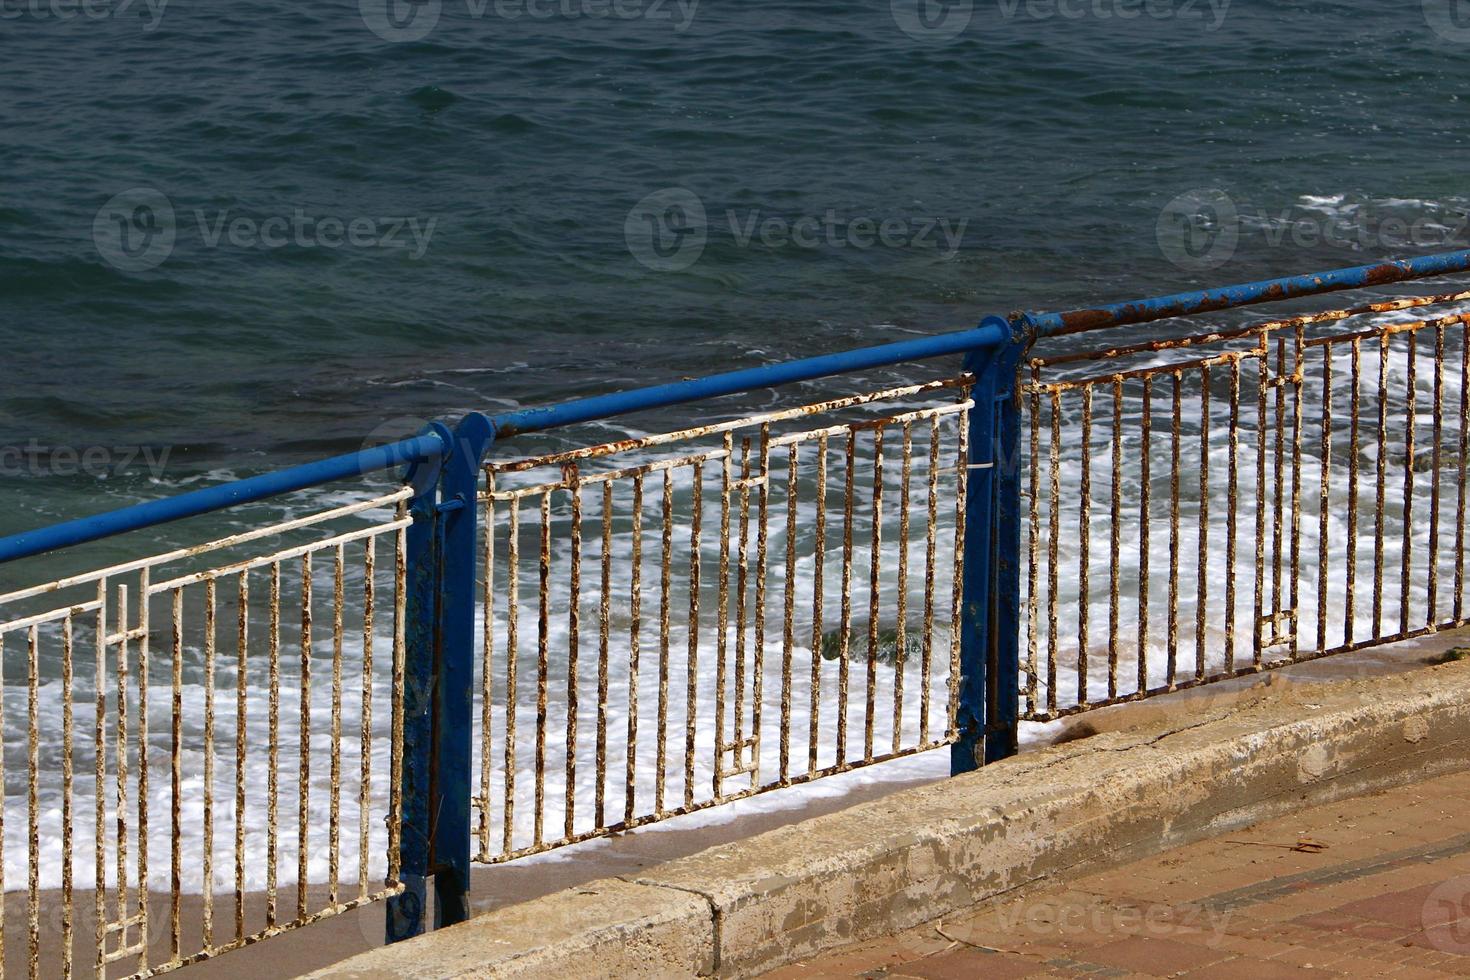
[985,318,1031,764]
[430,413,496,929]
[952,316,1029,775]
[386,425,451,942]
[951,317,1005,774]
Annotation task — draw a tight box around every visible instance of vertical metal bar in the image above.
[953,344,996,774]
[837,432,855,767]
[1431,325,1445,625]
[1457,324,1469,622]
[386,432,445,943]
[429,411,490,928]
[434,415,489,928]
[948,393,970,745]
[115,583,130,959]
[1047,390,1062,714]
[923,420,939,743]
[1225,360,1240,673]
[731,436,748,789]
[781,446,797,782]
[479,481,494,861]
[864,428,884,761]
[1402,332,1418,635]
[1288,327,1305,657]
[750,426,770,785]
[1026,371,1041,715]
[656,470,672,814]
[267,563,281,930]
[329,547,345,907]
[1254,344,1269,665]
[94,583,106,980]
[234,572,248,942]
[503,501,520,853]
[28,626,39,980]
[58,617,73,980]
[1108,379,1122,700]
[714,440,732,800]
[1138,377,1152,693]
[136,570,150,974]
[534,492,551,846]
[684,462,703,807]
[1167,373,1181,688]
[989,329,1025,763]
[625,474,643,824]
[565,474,582,839]
[203,577,217,948]
[1318,346,1333,652]
[1373,333,1388,639]
[298,553,312,923]
[1272,339,1287,642]
[389,517,409,889]
[360,540,375,899]
[1078,385,1093,706]
[894,423,912,753]
[809,435,827,774]
[1347,339,1361,645]
[596,482,612,830]
[1196,367,1210,682]
[171,587,184,957]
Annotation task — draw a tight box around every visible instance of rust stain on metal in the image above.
[1021,288,1470,724]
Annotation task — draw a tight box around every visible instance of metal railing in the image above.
[1023,289,1470,717]
[3,250,1470,976]
[475,377,972,863]
[0,490,412,978]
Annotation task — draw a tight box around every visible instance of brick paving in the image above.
[765,769,1470,978]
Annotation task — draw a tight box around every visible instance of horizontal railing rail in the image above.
[5,249,1470,977]
[0,433,451,566]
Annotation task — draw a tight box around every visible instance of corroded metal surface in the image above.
[1022,294,1470,721]
[474,380,974,864]
[0,491,411,978]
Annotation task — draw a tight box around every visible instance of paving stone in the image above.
[891,946,1048,979]
[755,719,1470,980]
[1337,885,1445,931]
[1182,954,1341,978]
[1082,935,1234,973]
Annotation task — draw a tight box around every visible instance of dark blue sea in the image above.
[3,0,1469,549]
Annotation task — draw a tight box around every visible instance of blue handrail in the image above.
[1028,249,1470,336]
[7,247,1470,567]
[0,432,449,565]
[0,319,1012,565]
[487,319,1011,438]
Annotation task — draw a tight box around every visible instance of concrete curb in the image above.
[307,662,1470,979]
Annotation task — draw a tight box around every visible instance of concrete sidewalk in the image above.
[312,649,1470,978]
[769,768,1470,978]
